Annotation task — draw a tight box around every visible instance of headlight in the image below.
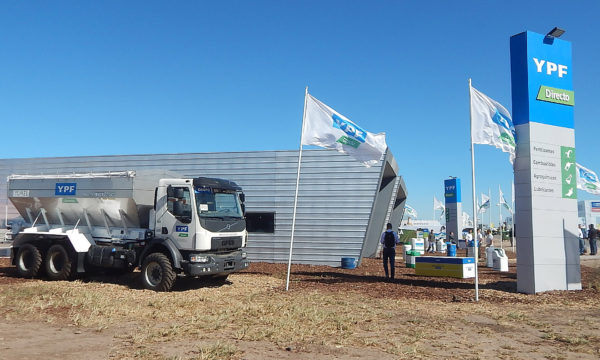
[190,255,211,263]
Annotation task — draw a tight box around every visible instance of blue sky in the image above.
[1,1,599,225]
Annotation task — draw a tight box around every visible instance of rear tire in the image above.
[45,244,73,281]
[141,253,176,292]
[16,243,43,278]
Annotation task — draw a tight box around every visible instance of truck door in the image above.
[157,185,195,250]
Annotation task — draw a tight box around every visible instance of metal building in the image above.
[0,149,407,266]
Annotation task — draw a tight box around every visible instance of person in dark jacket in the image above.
[380,223,400,280]
[589,224,598,256]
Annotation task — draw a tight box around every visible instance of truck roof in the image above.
[193,177,241,191]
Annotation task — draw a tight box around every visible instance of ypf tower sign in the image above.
[510,31,580,293]
[444,178,461,243]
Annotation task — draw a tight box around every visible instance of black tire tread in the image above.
[45,244,73,281]
[16,243,43,278]
[141,253,176,292]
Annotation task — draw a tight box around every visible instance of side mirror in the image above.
[239,193,246,203]
[241,204,246,216]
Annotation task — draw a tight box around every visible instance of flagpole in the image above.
[488,188,491,230]
[469,78,479,302]
[498,184,503,250]
[286,86,309,291]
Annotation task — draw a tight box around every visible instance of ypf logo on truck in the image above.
[55,183,77,196]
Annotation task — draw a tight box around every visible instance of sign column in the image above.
[510,31,580,293]
[444,178,462,242]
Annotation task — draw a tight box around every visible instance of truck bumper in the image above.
[182,250,249,276]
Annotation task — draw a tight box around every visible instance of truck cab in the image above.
[150,177,249,282]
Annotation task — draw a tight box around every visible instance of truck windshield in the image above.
[194,188,243,219]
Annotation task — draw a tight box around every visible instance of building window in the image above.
[246,212,275,233]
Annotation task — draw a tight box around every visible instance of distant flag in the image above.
[462,212,473,227]
[470,86,516,164]
[404,205,418,219]
[433,196,445,211]
[576,163,600,195]
[479,193,490,213]
[499,187,512,212]
[302,93,387,167]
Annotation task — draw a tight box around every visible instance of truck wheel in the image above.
[141,253,176,291]
[16,244,43,278]
[45,244,73,281]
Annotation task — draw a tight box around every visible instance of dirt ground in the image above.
[1,252,600,359]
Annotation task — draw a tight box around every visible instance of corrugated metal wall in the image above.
[0,149,405,266]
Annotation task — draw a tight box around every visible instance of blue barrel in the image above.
[341,257,357,269]
[446,243,456,257]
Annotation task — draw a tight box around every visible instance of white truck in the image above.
[8,170,249,291]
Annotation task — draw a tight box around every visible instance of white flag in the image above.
[404,205,418,219]
[470,86,516,164]
[499,187,511,212]
[433,196,445,211]
[302,93,387,167]
[479,193,490,213]
[462,212,472,227]
[576,163,600,195]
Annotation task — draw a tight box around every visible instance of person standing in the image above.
[578,224,587,255]
[448,231,456,244]
[427,229,436,253]
[380,223,400,280]
[476,229,484,258]
[588,224,598,256]
[485,229,494,247]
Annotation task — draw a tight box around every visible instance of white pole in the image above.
[498,184,503,250]
[489,188,492,230]
[285,86,309,291]
[468,78,479,302]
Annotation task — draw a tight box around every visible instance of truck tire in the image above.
[16,243,43,278]
[141,253,176,292]
[45,244,73,281]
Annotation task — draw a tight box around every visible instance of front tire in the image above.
[16,243,43,278]
[141,253,176,292]
[45,244,73,281]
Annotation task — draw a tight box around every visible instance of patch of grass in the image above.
[542,332,589,346]
[195,342,238,360]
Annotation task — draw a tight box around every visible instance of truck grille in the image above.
[211,236,242,251]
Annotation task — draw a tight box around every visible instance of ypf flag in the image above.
[302,93,387,167]
[479,193,490,213]
[499,187,512,212]
[576,163,600,195]
[404,205,418,219]
[470,86,516,164]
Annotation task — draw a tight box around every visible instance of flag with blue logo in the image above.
[302,93,387,167]
[499,187,511,212]
[470,86,516,164]
[404,205,418,219]
[576,163,600,195]
[479,193,490,213]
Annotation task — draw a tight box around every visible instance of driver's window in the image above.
[167,186,192,223]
